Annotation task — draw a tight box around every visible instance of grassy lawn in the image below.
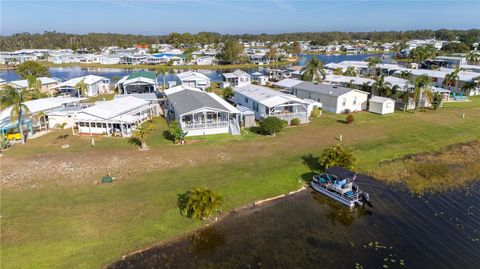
[1,97,480,269]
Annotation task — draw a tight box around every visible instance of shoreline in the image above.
[36,61,292,70]
[105,140,480,267]
[105,185,309,268]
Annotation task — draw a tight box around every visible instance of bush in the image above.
[345,114,354,124]
[310,107,322,118]
[290,118,301,125]
[168,120,185,144]
[259,116,287,136]
[343,108,351,114]
[222,87,233,100]
[320,143,356,170]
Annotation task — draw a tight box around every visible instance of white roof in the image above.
[76,96,148,120]
[0,97,83,125]
[324,75,374,85]
[234,84,307,108]
[273,78,303,88]
[384,76,410,89]
[394,68,478,82]
[53,75,108,88]
[370,96,395,103]
[176,71,211,82]
[8,77,60,88]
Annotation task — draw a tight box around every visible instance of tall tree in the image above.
[366,57,381,77]
[16,61,49,79]
[343,66,357,77]
[466,51,479,64]
[220,40,244,64]
[413,75,431,112]
[75,79,87,97]
[301,57,326,82]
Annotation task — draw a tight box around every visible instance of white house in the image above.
[7,77,60,95]
[221,69,252,88]
[99,54,122,65]
[291,82,369,114]
[233,84,310,124]
[175,71,211,90]
[164,85,241,136]
[368,96,395,115]
[75,96,156,137]
[52,75,110,97]
[116,72,157,94]
[0,97,84,137]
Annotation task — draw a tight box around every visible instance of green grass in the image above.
[1,97,480,269]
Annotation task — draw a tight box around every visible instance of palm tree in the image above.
[466,51,479,64]
[343,66,357,77]
[132,123,154,150]
[413,75,431,113]
[366,57,381,77]
[34,111,47,131]
[178,187,224,221]
[27,75,45,99]
[461,81,477,96]
[398,90,411,112]
[360,82,372,93]
[0,86,31,144]
[443,66,463,91]
[398,70,412,80]
[157,67,167,91]
[302,57,326,83]
[75,79,87,97]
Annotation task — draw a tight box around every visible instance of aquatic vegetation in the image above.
[370,141,480,194]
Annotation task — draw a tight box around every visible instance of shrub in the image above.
[320,143,356,170]
[168,120,185,144]
[290,118,301,125]
[222,87,233,100]
[343,108,351,114]
[259,116,287,136]
[310,107,322,118]
[345,114,354,124]
[177,187,223,221]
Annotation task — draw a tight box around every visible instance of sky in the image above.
[1,0,479,35]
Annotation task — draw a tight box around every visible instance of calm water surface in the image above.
[0,53,393,82]
[109,177,480,269]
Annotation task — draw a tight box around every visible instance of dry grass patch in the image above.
[370,141,480,194]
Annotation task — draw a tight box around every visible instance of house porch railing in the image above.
[181,121,229,130]
[270,112,307,122]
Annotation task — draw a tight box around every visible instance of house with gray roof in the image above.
[291,82,369,114]
[164,85,241,136]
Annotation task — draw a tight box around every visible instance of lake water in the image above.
[108,176,480,269]
[0,53,393,82]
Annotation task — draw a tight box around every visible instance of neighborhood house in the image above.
[164,85,241,136]
[233,84,310,124]
[291,82,369,114]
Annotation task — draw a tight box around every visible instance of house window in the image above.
[342,98,346,107]
[308,92,312,99]
[79,122,85,127]
[96,123,102,128]
[353,96,357,105]
[253,102,259,112]
[245,97,248,103]
[317,98,321,102]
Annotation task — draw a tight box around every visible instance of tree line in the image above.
[1,29,479,51]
